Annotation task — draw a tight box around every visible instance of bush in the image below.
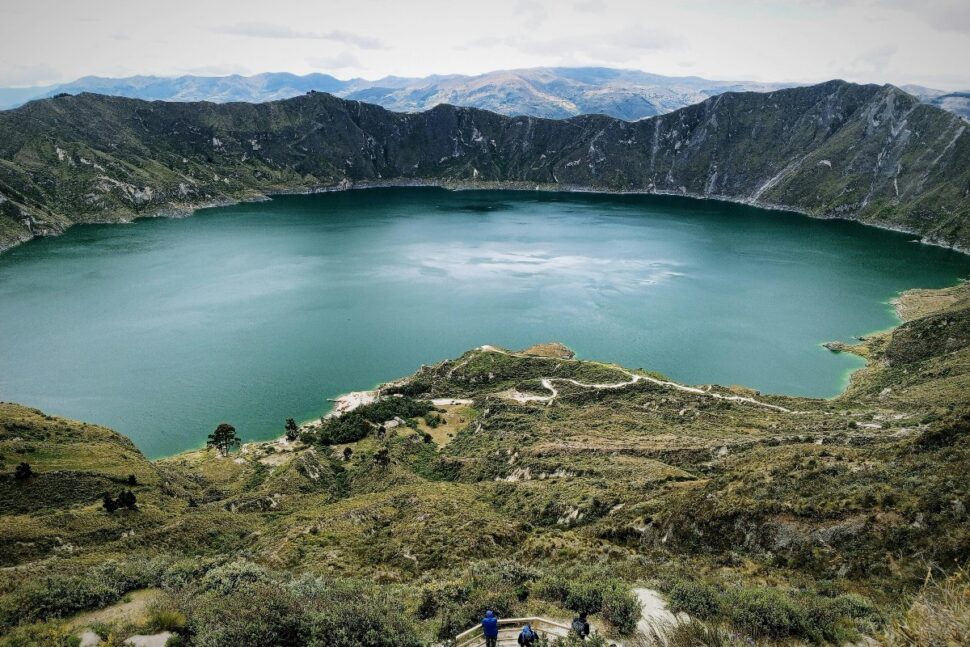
[725,587,803,639]
[553,634,609,647]
[184,576,422,647]
[187,582,306,646]
[564,581,603,616]
[532,569,639,634]
[637,619,745,647]
[600,583,641,635]
[667,581,722,619]
[315,397,432,446]
[199,559,270,595]
[147,607,187,633]
[0,559,164,628]
[885,572,969,646]
[0,621,80,647]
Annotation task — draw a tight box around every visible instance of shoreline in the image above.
[5,182,968,461]
[2,178,969,257]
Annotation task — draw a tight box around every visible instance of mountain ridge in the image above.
[0,67,795,118]
[0,79,968,253]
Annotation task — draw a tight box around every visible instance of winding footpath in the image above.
[479,346,797,414]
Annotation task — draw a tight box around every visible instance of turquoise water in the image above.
[1,188,968,457]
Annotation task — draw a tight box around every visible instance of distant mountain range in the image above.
[1,80,968,253]
[4,69,966,122]
[0,68,798,120]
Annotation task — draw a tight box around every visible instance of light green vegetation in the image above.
[1,282,968,645]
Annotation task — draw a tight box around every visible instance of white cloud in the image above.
[0,63,61,87]
[216,22,384,49]
[307,52,363,72]
[0,0,967,91]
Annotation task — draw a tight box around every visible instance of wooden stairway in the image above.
[454,617,572,647]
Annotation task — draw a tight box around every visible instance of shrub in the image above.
[13,462,33,480]
[314,397,432,446]
[885,572,969,646]
[187,582,305,646]
[199,559,270,595]
[533,574,571,602]
[553,634,609,647]
[725,587,803,639]
[636,619,745,647]
[0,558,167,629]
[564,580,603,615]
[147,607,187,633]
[0,621,80,647]
[916,408,970,450]
[667,581,722,619]
[600,583,642,635]
[160,557,217,590]
[185,576,422,647]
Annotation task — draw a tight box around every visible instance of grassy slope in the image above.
[0,283,968,644]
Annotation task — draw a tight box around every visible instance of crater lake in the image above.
[1,188,968,457]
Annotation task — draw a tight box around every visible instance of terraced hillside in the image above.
[1,79,969,253]
[1,281,967,645]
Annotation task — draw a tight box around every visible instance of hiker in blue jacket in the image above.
[518,622,537,646]
[571,612,590,640]
[482,609,499,647]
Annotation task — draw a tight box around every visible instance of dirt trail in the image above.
[483,345,796,413]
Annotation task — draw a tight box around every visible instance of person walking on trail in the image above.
[482,609,499,647]
[518,622,537,646]
[571,612,590,640]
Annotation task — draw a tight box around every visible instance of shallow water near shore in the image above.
[1,187,968,458]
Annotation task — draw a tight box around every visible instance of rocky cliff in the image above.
[1,79,968,252]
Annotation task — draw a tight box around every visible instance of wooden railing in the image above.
[454,616,572,647]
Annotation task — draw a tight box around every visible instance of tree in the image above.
[373,447,390,469]
[103,490,136,512]
[342,447,353,462]
[118,489,137,510]
[207,423,240,457]
[127,474,138,485]
[284,418,299,442]
[14,462,33,480]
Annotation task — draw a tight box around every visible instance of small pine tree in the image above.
[127,474,138,485]
[285,418,299,441]
[373,447,390,468]
[207,423,240,457]
[14,462,33,480]
[102,492,119,513]
[117,489,137,510]
[343,447,353,461]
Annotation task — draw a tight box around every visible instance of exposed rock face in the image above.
[0,80,968,252]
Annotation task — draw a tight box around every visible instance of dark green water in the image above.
[1,188,968,457]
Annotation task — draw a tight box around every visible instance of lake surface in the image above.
[1,188,968,457]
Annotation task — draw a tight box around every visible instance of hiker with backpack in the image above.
[482,609,499,647]
[571,612,590,640]
[518,622,537,646]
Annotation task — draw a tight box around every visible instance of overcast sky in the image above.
[2,0,968,90]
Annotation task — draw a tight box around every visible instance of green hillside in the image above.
[2,281,968,645]
[1,80,968,253]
